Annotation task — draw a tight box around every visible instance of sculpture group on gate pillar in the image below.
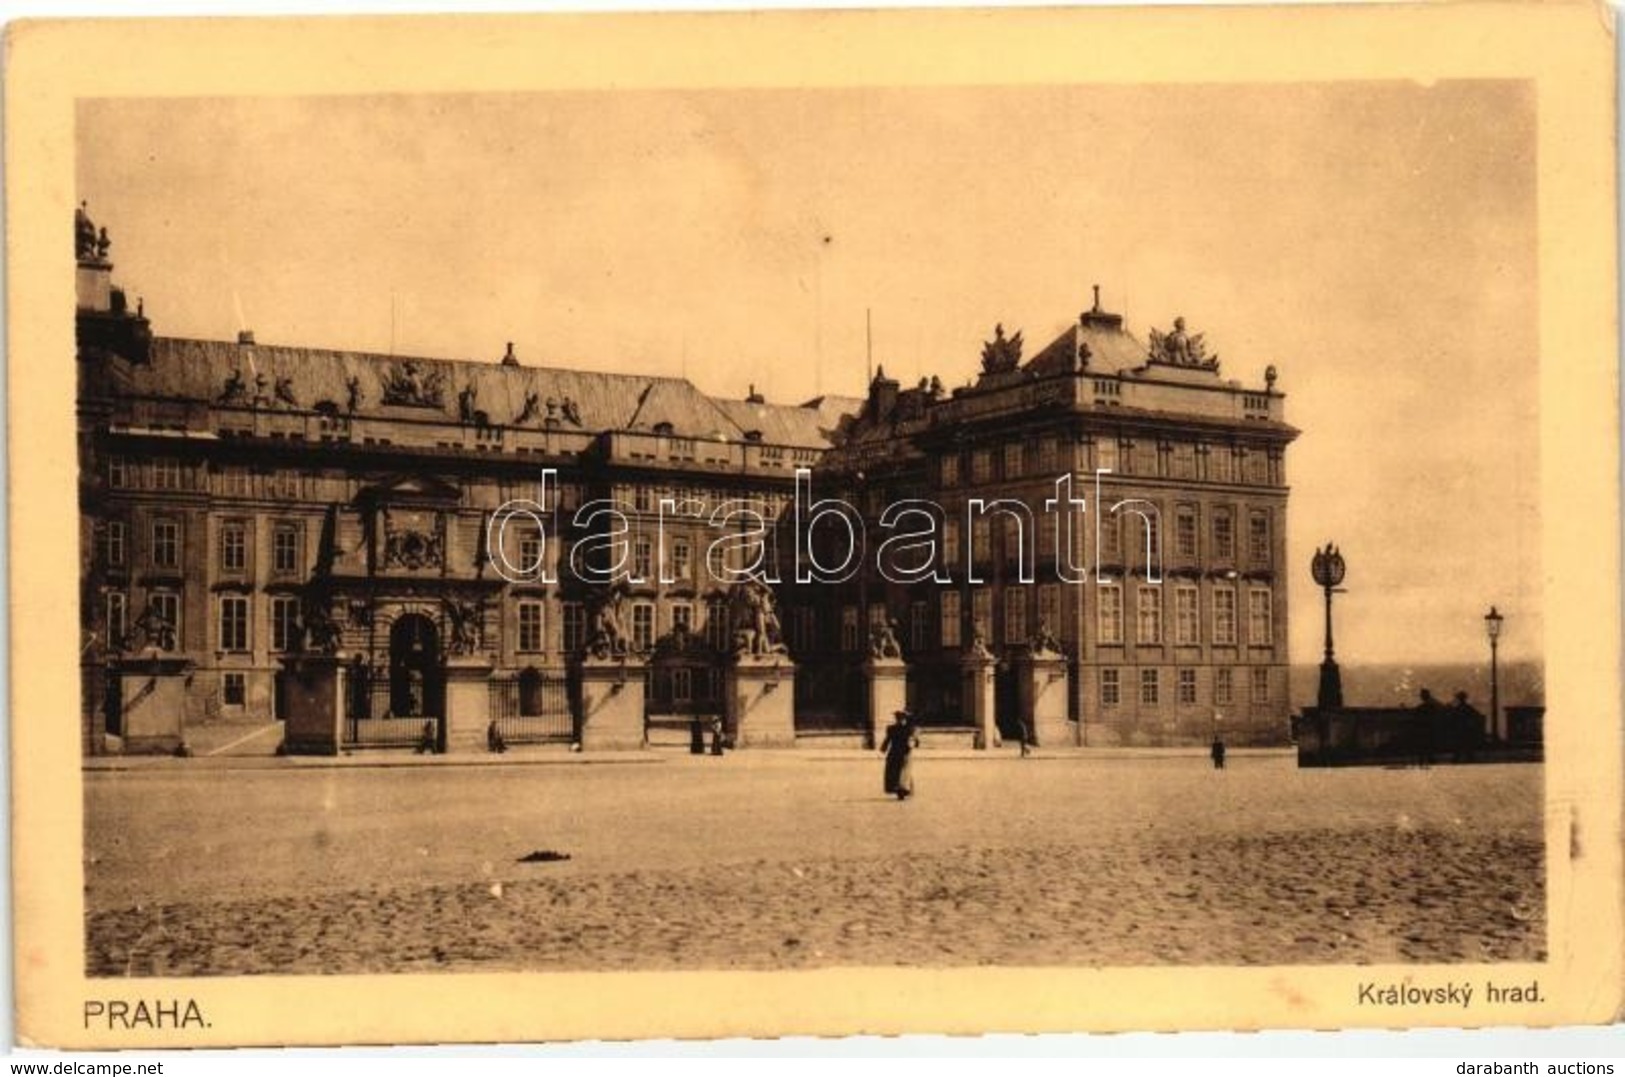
[574,582,647,750]
[729,577,788,659]
[864,619,908,750]
[723,577,796,748]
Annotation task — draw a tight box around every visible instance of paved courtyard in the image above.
[84,747,1545,975]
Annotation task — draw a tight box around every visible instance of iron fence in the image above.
[488,670,576,745]
[345,678,438,749]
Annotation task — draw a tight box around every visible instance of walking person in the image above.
[1210,736,1226,770]
[880,710,920,800]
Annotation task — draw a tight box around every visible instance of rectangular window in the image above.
[971,588,992,644]
[671,537,692,581]
[220,522,247,573]
[1101,513,1122,560]
[940,591,962,648]
[103,520,127,569]
[148,593,180,651]
[1173,442,1196,480]
[1213,586,1238,645]
[631,602,655,653]
[1140,668,1160,706]
[1100,668,1120,707]
[107,457,130,489]
[1175,505,1198,559]
[1174,585,1200,645]
[222,672,246,707]
[272,525,299,575]
[270,596,301,653]
[1097,582,1124,645]
[150,520,179,570]
[271,469,300,499]
[1249,511,1271,565]
[1004,588,1027,644]
[1037,583,1061,640]
[633,486,652,512]
[518,601,544,653]
[1038,437,1057,474]
[152,458,182,491]
[219,466,249,497]
[105,592,128,649]
[971,450,992,483]
[1251,667,1272,704]
[519,532,543,578]
[1095,437,1119,473]
[1003,443,1024,479]
[1215,668,1234,706]
[1213,509,1235,560]
[633,535,654,580]
[1210,446,1235,484]
[706,599,730,651]
[671,603,693,635]
[943,518,961,566]
[910,600,928,653]
[1136,584,1162,644]
[673,667,693,703]
[563,602,586,655]
[971,518,992,564]
[1249,587,1273,645]
[1178,668,1197,705]
[941,455,960,486]
[219,595,250,652]
[841,606,860,652]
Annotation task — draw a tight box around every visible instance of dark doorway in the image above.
[389,613,444,721]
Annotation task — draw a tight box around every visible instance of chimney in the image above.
[745,383,765,404]
[237,330,256,346]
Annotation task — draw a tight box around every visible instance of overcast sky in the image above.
[78,82,1540,666]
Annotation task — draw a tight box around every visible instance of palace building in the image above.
[788,291,1299,747]
[78,208,1295,753]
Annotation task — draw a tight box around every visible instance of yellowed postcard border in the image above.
[8,3,1621,1048]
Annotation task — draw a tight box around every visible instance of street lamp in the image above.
[1484,605,1503,743]
[1310,543,1346,709]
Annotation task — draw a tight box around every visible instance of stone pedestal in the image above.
[444,656,495,753]
[726,656,796,748]
[1018,651,1073,748]
[277,654,349,756]
[577,658,647,750]
[110,652,194,755]
[961,652,998,750]
[864,658,908,749]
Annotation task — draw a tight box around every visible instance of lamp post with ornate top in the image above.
[1310,543,1346,709]
[1484,606,1503,743]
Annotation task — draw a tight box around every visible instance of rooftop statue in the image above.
[1148,316,1220,369]
[980,323,1023,374]
[380,359,447,408]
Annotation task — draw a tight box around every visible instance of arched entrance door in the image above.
[389,613,444,723]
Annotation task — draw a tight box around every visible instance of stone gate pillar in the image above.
[109,650,195,755]
[962,648,998,750]
[726,654,797,748]
[577,657,648,750]
[865,656,908,749]
[277,653,348,756]
[444,654,495,753]
[1018,649,1073,748]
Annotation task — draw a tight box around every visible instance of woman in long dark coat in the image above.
[880,710,919,800]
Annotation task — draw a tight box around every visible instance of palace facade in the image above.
[78,210,1296,752]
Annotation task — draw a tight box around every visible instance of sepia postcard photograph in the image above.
[8,2,1622,1051]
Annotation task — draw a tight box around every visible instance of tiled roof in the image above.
[131,337,858,447]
